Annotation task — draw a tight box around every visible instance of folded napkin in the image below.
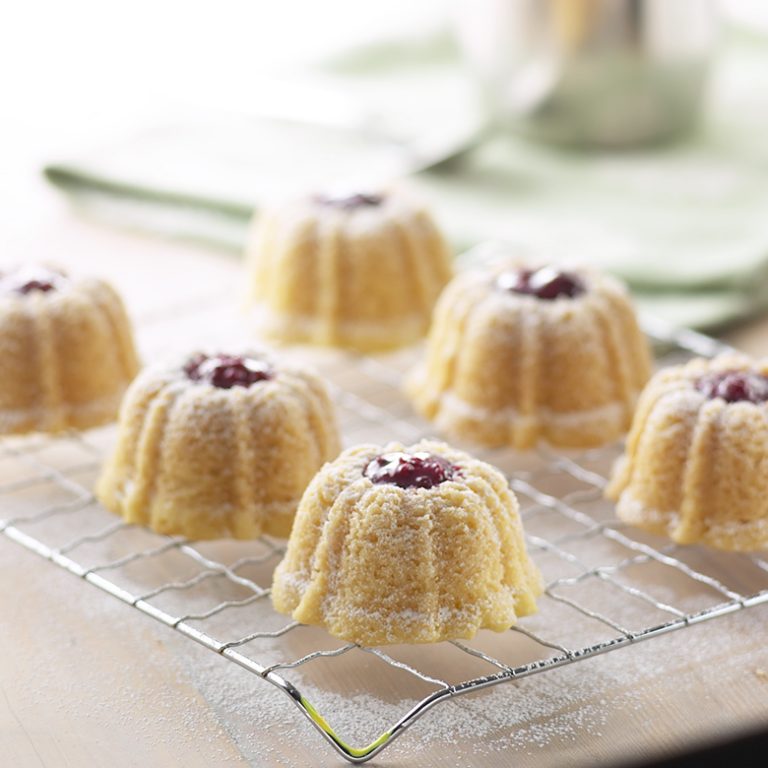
[45,27,768,331]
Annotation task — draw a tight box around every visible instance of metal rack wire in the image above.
[2,317,768,764]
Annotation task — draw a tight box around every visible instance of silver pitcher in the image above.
[453,0,721,147]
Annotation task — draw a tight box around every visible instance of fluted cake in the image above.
[607,355,768,551]
[246,188,453,352]
[97,351,341,539]
[407,260,652,449]
[272,440,542,645]
[0,265,139,434]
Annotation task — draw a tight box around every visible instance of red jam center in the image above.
[184,354,273,389]
[315,192,384,210]
[695,370,768,404]
[1,266,67,295]
[497,266,585,300]
[364,451,458,489]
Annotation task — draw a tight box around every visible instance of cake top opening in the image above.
[364,451,459,489]
[695,370,768,404]
[497,266,586,300]
[184,353,273,389]
[1,265,68,295]
[314,192,384,210]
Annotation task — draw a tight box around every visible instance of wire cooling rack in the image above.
[2,315,768,764]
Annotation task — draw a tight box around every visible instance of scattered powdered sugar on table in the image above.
[172,601,768,766]
[3,538,242,766]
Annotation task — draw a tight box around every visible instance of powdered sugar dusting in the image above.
[175,603,768,764]
[0,390,125,431]
[437,392,631,431]
[251,303,428,344]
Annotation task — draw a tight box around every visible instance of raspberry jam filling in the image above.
[497,266,586,300]
[364,451,458,489]
[695,370,768,404]
[1,266,67,295]
[314,192,384,210]
[184,354,273,389]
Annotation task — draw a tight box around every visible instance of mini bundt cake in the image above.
[272,440,542,645]
[246,187,453,352]
[407,260,652,449]
[607,355,768,551]
[96,351,341,540]
[0,264,139,434]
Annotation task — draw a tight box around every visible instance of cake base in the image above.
[408,375,638,450]
[615,491,768,552]
[251,304,428,353]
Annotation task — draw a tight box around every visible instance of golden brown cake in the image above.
[0,265,139,434]
[246,187,453,352]
[272,440,542,645]
[407,260,652,449]
[96,351,341,540]
[607,355,768,552]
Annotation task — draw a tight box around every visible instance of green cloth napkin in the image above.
[44,29,768,331]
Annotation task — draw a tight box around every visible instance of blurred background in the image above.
[2,0,768,332]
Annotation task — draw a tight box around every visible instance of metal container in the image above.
[453,0,721,147]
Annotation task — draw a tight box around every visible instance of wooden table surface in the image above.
[2,182,768,768]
